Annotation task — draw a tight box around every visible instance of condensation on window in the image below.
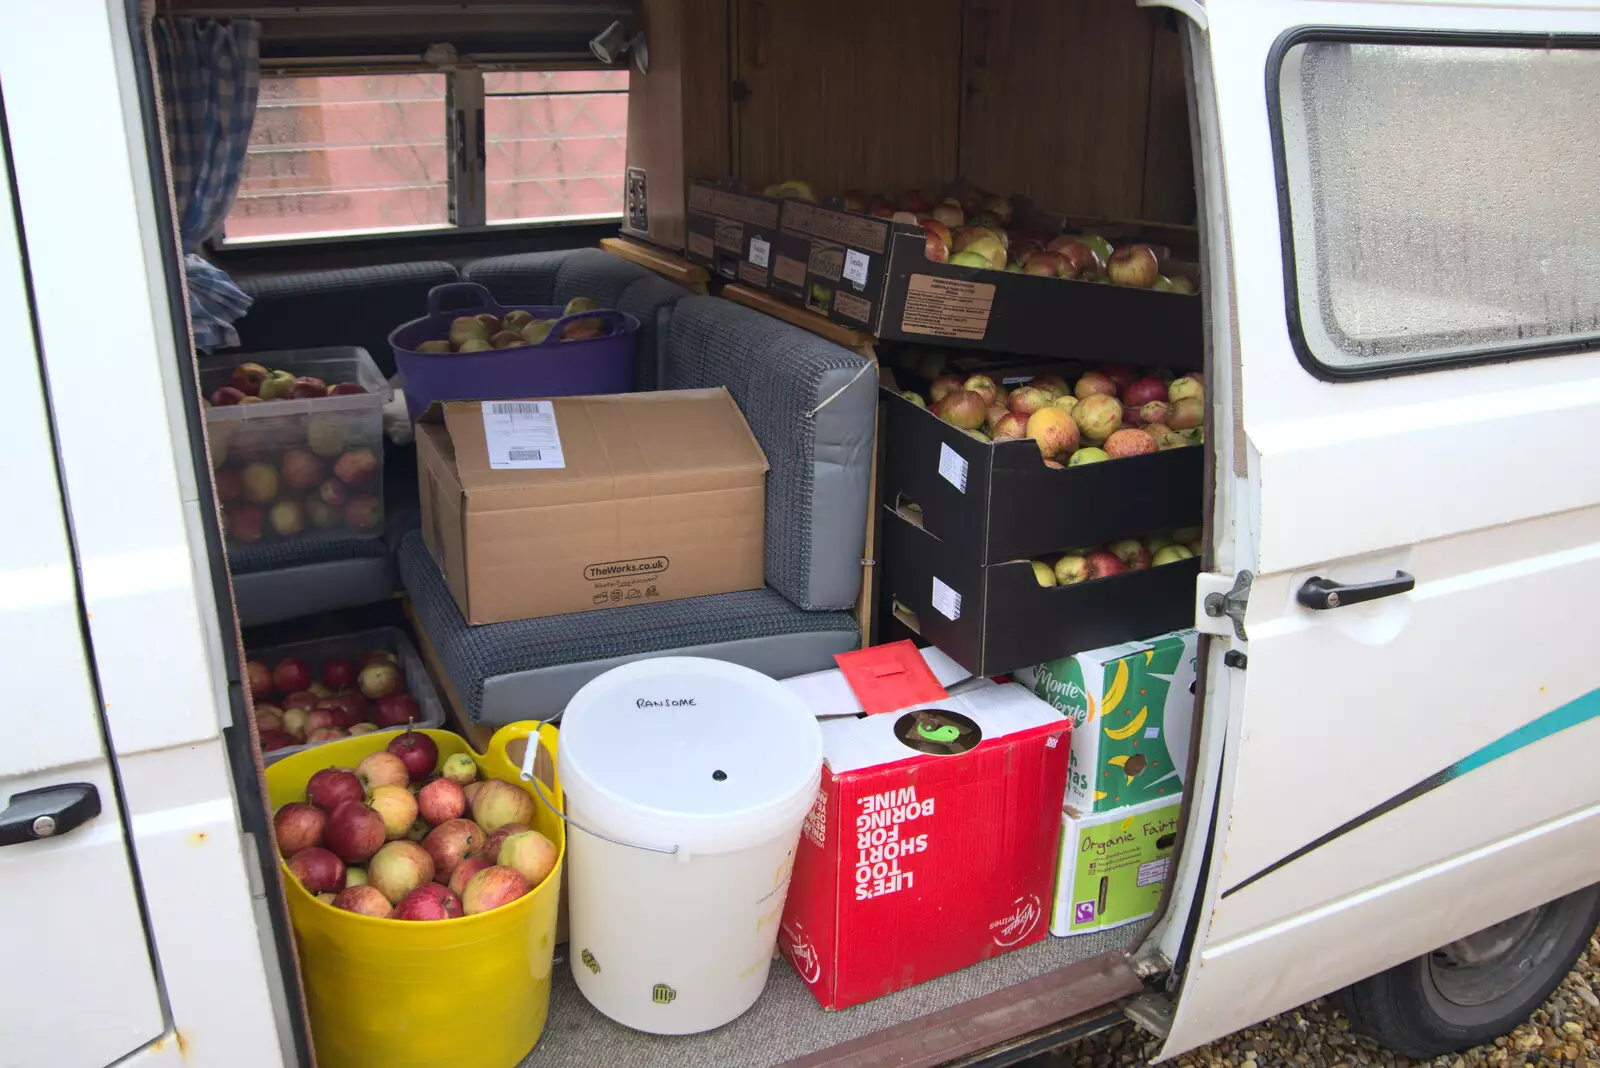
[1278,42,1600,368]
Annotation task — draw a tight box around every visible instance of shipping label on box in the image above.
[778,678,1070,1010]
[1052,796,1181,936]
[1034,629,1197,813]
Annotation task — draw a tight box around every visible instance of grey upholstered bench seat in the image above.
[398,531,859,725]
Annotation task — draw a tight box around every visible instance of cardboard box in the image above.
[879,506,1201,678]
[881,389,1204,566]
[416,389,768,625]
[773,200,1203,365]
[683,180,810,290]
[1052,797,1182,936]
[777,674,1070,1010]
[1033,631,1198,813]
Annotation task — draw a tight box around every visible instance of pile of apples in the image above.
[210,419,381,545]
[207,361,370,408]
[250,649,422,753]
[1029,527,1203,588]
[910,364,1206,464]
[760,179,1195,293]
[273,736,558,921]
[412,297,608,353]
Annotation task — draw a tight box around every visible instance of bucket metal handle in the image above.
[520,734,680,856]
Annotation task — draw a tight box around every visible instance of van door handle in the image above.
[1297,571,1414,610]
[0,783,101,846]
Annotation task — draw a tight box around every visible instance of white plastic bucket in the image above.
[554,657,823,1034]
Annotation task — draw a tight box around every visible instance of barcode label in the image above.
[938,442,968,493]
[482,400,565,469]
[931,576,961,621]
[843,249,871,288]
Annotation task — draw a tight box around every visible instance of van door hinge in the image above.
[1124,992,1175,1038]
[1197,570,1253,641]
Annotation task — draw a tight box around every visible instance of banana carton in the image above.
[1032,629,1197,813]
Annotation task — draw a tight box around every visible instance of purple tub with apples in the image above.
[390,281,640,421]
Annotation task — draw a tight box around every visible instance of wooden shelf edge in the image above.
[722,284,879,358]
[601,237,712,294]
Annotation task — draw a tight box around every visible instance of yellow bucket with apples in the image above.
[264,722,563,1068]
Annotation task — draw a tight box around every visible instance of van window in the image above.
[484,70,628,225]
[228,74,449,240]
[1273,37,1600,375]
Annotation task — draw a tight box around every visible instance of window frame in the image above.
[1266,26,1600,383]
[217,64,628,248]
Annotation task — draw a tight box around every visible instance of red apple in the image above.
[1107,244,1160,288]
[922,221,950,263]
[1139,400,1170,426]
[307,727,347,743]
[331,689,370,723]
[332,884,393,918]
[369,840,436,905]
[1045,236,1103,277]
[497,830,558,890]
[418,778,466,826]
[1008,386,1052,417]
[273,803,326,858]
[961,375,998,406]
[482,822,529,867]
[373,693,421,728]
[867,199,894,219]
[1073,372,1118,400]
[396,884,461,921]
[273,657,313,695]
[1108,538,1152,570]
[899,189,933,214]
[1123,377,1168,408]
[928,374,964,403]
[471,780,537,834]
[358,660,404,700]
[230,362,269,396]
[328,382,367,397]
[210,385,246,407]
[255,705,284,734]
[290,376,328,400]
[356,751,409,793]
[314,698,357,731]
[213,467,243,503]
[343,495,383,531]
[1099,364,1137,392]
[245,660,273,698]
[1022,251,1068,278]
[324,800,386,864]
[423,818,487,879]
[302,709,338,735]
[226,503,265,543]
[306,768,363,812]
[462,865,530,916]
[990,412,1028,441]
[1086,551,1127,580]
[933,390,987,431]
[448,855,493,898]
[334,448,378,487]
[316,478,348,508]
[287,846,345,895]
[259,730,297,752]
[1104,428,1158,458]
[320,657,356,690]
[387,730,438,780]
[279,448,323,492]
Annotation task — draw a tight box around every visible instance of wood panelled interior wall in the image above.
[733,0,964,196]
[959,0,1194,224]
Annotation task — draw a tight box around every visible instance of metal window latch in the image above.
[1203,570,1253,641]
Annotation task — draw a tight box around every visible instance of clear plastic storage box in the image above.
[200,347,390,550]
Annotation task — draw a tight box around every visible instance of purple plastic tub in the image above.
[390,282,640,420]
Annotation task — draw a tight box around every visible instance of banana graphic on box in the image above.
[1030,630,1198,812]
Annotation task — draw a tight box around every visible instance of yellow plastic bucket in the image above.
[264,722,564,1068]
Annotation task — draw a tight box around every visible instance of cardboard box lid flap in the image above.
[435,389,769,502]
[819,680,1063,774]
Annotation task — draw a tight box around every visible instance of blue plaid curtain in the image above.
[151,17,260,351]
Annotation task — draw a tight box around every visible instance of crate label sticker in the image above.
[774,253,808,288]
[843,249,871,288]
[714,220,745,253]
[834,289,872,324]
[737,260,770,288]
[931,576,962,621]
[900,274,996,340]
[748,235,771,268]
[937,442,969,493]
[482,401,565,469]
[1136,857,1170,889]
[688,231,715,259]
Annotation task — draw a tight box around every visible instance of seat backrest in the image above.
[234,261,460,378]
[462,247,690,389]
[663,296,876,612]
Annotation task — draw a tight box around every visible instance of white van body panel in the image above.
[1162,0,1600,1055]
[0,1,289,1064]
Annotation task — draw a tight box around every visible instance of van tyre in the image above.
[1339,884,1600,1058]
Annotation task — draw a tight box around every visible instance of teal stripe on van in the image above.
[1222,686,1600,898]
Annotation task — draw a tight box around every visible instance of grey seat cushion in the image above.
[462,247,690,389]
[663,297,876,611]
[232,557,394,629]
[234,261,460,378]
[398,531,858,724]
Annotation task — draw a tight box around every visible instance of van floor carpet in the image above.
[522,927,1138,1067]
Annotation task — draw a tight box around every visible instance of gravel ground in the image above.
[1037,930,1600,1068]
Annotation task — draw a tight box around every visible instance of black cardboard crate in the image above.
[881,507,1202,678]
[684,180,810,291]
[882,389,1204,565]
[776,201,1203,366]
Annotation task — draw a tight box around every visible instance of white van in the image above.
[3,0,1597,1065]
